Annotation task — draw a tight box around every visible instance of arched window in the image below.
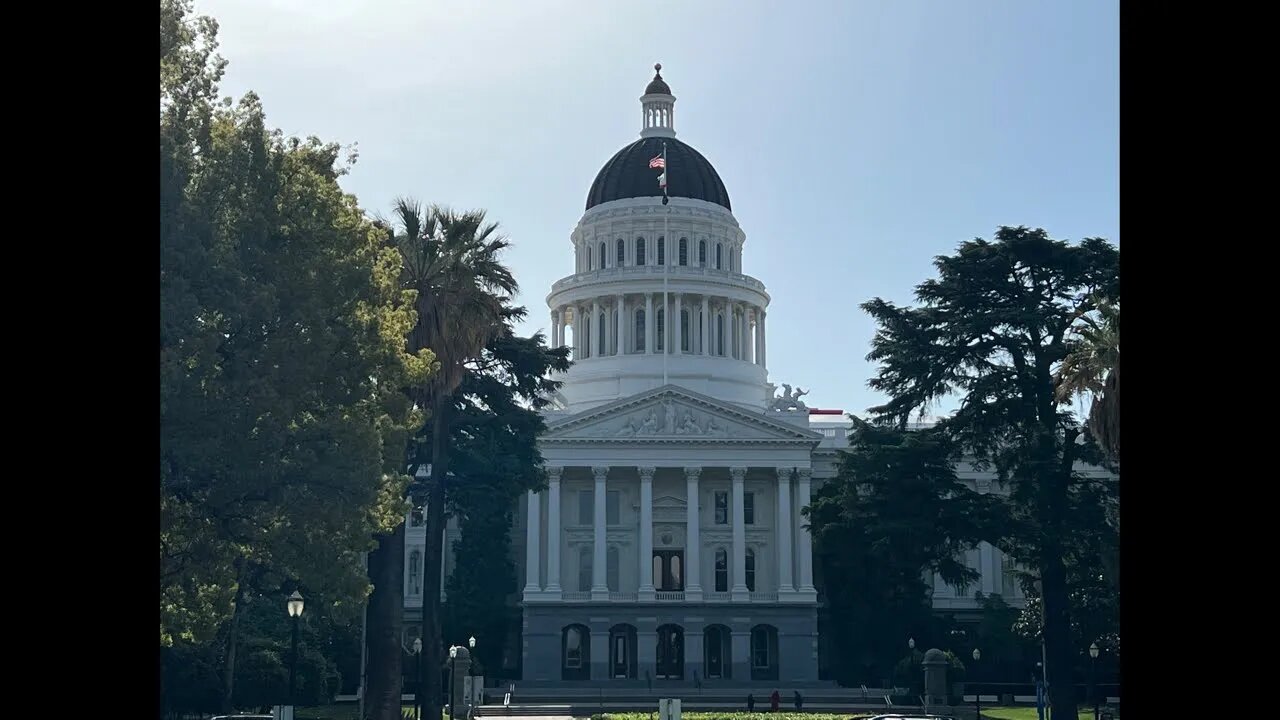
[599,242,606,268]
[704,624,732,679]
[616,239,625,266]
[656,309,665,352]
[657,236,665,266]
[635,309,646,352]
[679,238,688,265]
[598,312,607,355]
[583,320,591,359]
[637,237,646,266]
[409,549,422,596]
[699,240,707,266]
[716,314,725,356]
[745,548,756,592]
[563,624,590,679]
[587,245,593,271]
[680,309,690,351]
[714,548,728,592]
[729,248,735,272]
[716,243,722,269]
[607,546,620,592]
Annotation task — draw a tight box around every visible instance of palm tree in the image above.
[1056,297,1120,462]
[364,200,517,720]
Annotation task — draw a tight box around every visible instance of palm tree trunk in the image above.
[421,396,452,720]
[365,521,406,719]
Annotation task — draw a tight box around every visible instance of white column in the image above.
[753,310,762,365]
[591,299,600,358]
[700,296,710,355]
[645,294,654,354]
[759,309,767,368]
[796,468,816,596]
[730,467,749,601]
[638,467,656,601]
[739,306,748,361]
[684,467,703,601]
[674,293,683,355]
[776,467,795,595]
[523,489,541,597]
[551,311,559,349]
[591,466,609,600]
[546,467,562,595]
[616,295,625,355]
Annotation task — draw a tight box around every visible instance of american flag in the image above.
[648,154,665,169]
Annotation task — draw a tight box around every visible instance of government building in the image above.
[399,66,1090,688]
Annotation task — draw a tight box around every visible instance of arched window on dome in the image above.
[680,309,691,352]
[634,309,645,353]
[729,248,735,272]
[699,240,707,267]
[679,238,688,266]
[636,237,646,266]
[657,236,665,266]
[616,239,625,267]
[656,308,665,352]
[598,311,607,356]
[599,242,606,269]
[586,245,592,271]
[716,314,725,356]
[716,243,723,270]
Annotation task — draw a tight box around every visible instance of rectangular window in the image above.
[607,546,619,591]
[744,492,755,525]
[578,548,592,591]
[607,490,621,525]
[714,549,728,592]
[714,491,728,525]
[1002,552,1018,597]
[579,489,593,525]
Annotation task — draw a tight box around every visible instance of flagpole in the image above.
[662,141,669,387]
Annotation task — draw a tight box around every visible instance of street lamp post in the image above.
[1089,642,1100,720]
[449,645,459,720]
[413,638,423,720]
[971,648,981,720]
[286,591,305,707]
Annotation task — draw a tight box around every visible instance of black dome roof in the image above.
[645,63,671,95]
[585,136,731,211]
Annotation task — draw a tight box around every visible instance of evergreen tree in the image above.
[860,226,1119,717]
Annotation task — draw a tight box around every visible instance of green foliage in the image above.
[161,592,363,716]
[160,0,428,647]
[806,419,996,684]
[859,226,1119,717]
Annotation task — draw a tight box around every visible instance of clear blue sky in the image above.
[201,0,1119,418]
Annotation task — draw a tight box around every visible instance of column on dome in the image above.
[522,489,541,596]
[776,467,795,594]
[674,293,683,355]
[546,467,562,595]
[645,293,654,355]
[796,468,816,595]
[591,299,601,358]
[550,310,559,349]
[730,467,749,601]
[616,294,625,356]
[740,307,749,361]
[684,467,703,600]
[700,295,710,356]
[760,309,767,368]
[591,466,609,600]
[638,466,656,601]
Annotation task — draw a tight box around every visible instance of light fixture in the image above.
[972,648,981,661]
[1089,642,1099,659]
[908,638,915,650]
[287,590,305,618]
[413,638,423,654]
[469,636,476,649]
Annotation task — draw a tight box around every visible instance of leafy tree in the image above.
[365,202,519,720]
[1056,298,1120,463]
[441,317,571,675]
[806,419,993,685]
[161,3,427,713]
[860,226,1119,717]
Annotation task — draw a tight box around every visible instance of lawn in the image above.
[979,708,1107,720]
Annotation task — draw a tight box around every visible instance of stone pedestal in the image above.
[448,646,472,718]
[922,648,949,710]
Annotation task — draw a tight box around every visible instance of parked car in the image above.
[210,715,273,720]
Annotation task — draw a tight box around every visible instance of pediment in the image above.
[542,385,822,445]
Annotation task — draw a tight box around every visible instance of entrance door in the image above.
[612,633,630,678]
[656,624,684,679]
[705,625,725,679]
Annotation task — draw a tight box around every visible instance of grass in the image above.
[599,714,850,720]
